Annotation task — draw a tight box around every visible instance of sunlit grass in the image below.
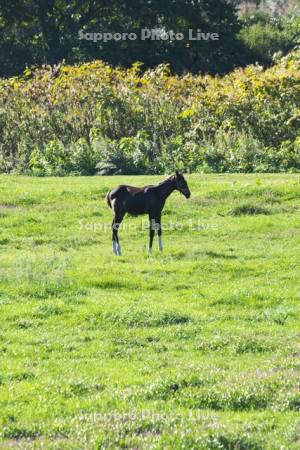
[0,174,299,449]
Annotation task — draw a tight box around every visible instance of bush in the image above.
[238,14,300,66]
[239,23,292,65]
[0,51,300,175]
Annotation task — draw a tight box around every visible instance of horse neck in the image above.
[157,177,176,201]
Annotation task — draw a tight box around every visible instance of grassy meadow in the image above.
[0,173,299,449]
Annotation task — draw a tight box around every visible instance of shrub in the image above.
[0,51,300,174]
[238,14,300,66]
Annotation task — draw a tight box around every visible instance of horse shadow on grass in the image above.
[205,250,238,260]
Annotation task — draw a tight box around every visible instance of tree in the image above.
[0,0,245,76]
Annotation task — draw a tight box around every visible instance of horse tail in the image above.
[106,191,112,209]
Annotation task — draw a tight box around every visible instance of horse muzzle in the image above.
[182,189,191,199]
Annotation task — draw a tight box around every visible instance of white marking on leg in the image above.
[158,236,163,251]
[112,241,118,255]
[117,243,122,256]
[149,247,152,254]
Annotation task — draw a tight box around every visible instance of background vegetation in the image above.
[0,0,300,77]
[0,50,299,175]
[0,173,299,448]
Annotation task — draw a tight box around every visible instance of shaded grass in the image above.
[85,310,191,328]
[229,203,271,216]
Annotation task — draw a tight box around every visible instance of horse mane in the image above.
[157,174,174,186]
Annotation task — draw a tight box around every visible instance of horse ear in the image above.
[175,170,179,177]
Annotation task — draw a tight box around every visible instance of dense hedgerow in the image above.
[0,50,300,175]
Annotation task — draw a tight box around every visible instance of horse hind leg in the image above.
[112,204,124,256]
[112,219,118,255]
[112,218,123,256]
[116,231,123,256]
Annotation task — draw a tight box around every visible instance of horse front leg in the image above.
[157,215,163,251]
[148,216,155,253]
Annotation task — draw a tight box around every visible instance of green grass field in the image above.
[0,174,299,449]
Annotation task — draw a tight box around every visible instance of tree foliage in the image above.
[0,0,243,76]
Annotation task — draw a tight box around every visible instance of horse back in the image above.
[108,184,159,215]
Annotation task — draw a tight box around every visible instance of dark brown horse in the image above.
[106,171,191,255]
